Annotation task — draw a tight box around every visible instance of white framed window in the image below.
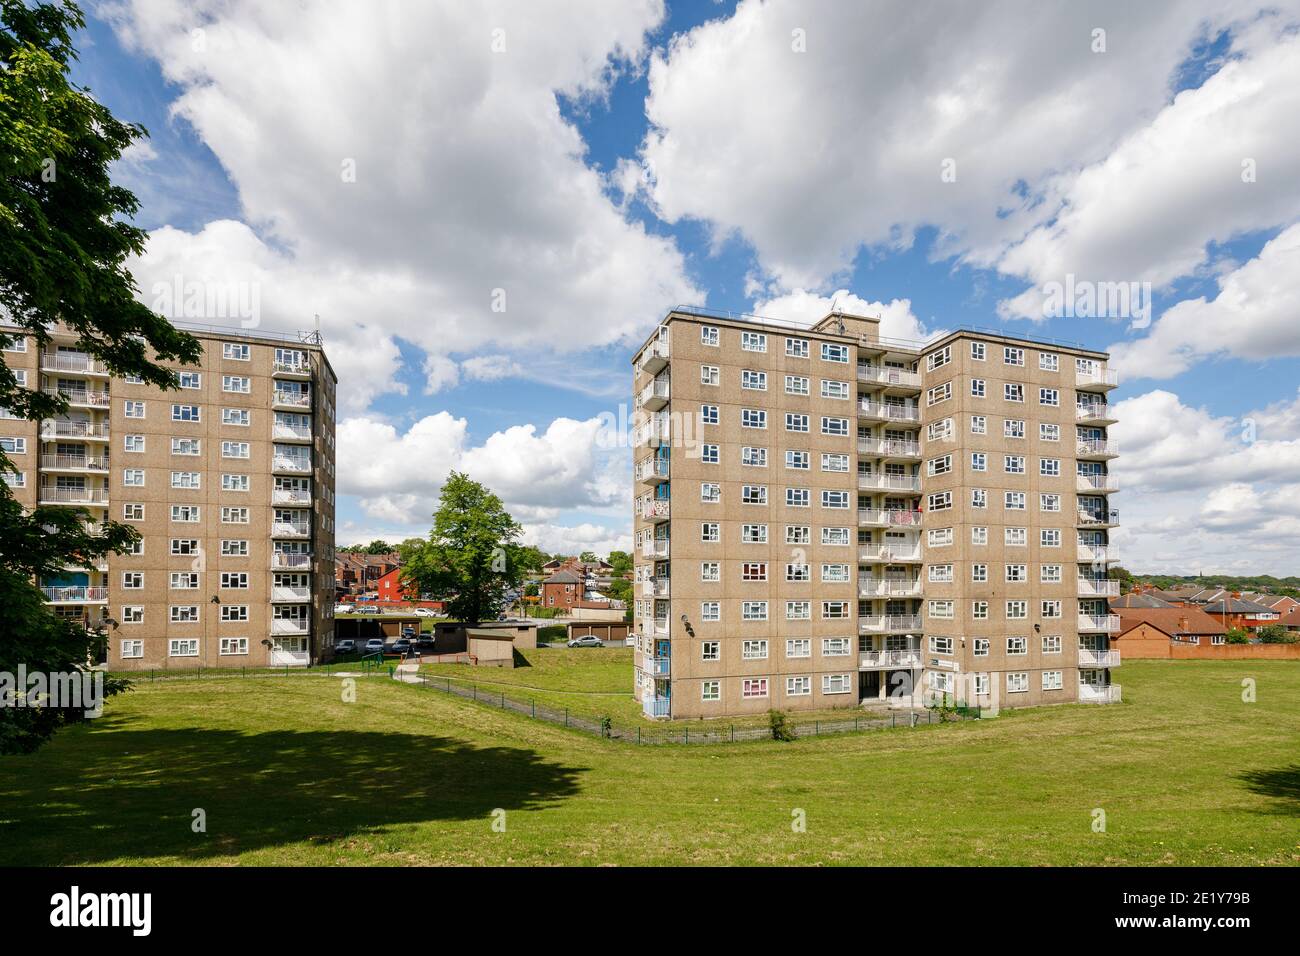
[741,524,767,544]
[220,572,249,589]
[1003,346,1024,366]
[927,382,952,406]
[929,636,953,655]
[785,601,811,621]
[970,452,986,472]
[170,571,199,590]
[700,482,721,503]
[785,374,810,395]
[786,676,811,697]
[928,564,954,583]
[786,525,811,544]
[971,488,987,509]
[1040,493,1061,512]
[121,606,144,624]
[821,527,850,546]
[0,437,25,455]
[1004,491,1026,510]
[172,404,201,422]
[785,412,808,432]
[820,453,849,472]
[700,443,719,464]
[1040,423,1060,442]
[1041,528,1061,547]
[171,437,200,456]
[221,539,249,556]
[223,375,252,394]
[820,416,849,436]
[786,337,809,358]
[223,342,250,360]
[222,474,250,492]
[820,564,850,583]
[701,601,721,622]
[1004,383,1024,403]
[1007,636,1027,655]
[700,364,720,386]
[222,440,251,459]
[700,325,719,346]
[970,378,985,398]
[124,400,145,418]
[701,641,720,660]
[1042,670,1063,691]
[1041,565,1063,584]
[740,331,767,353]
[1005,455,1025,474]
[821,343,848,363]
[171,471,201,490]
[786,488,810,507]
[123,503,144,521]
[123,435,145,453]
[972,601,989,620]
[701,522,720,542]
[221,506,250,524]
[178,372,201,389]
[1006,600,1028,619]
[928,600,954,620]
[741,408,767,429]
[742,678,769,699]
[1040,458,1061,477]
[170,538,200,556]
[741,484,768,505]
[927,454,952,476]
[821,490,850,509]
[928,418,954,441]
[700,404,719,425]
[1007,672,1029,694]
[222,407,250,427]
[926,346,951,371]
[169,605,200,623]
[1005,527,1027,546]
[741,562,768,582]
[971,341,986,361]
[1039,352,1059,371]
[701,680,721,701]
[928,527,953,547]
[741,602,768,622]
[973,638,989,657]
[1005,418,1025,439]
[221,605,249,622]
[822,673,852,695]
[928,491,952,511]
[120,640,144,659]
[971,564,987,583]
[700,561,720,582]
[122,468,145,487]
[1039,387,1059,406]
[785,563,810,582]
[1005,564,1027,583]
[169,638,200,658]
[741,369,767,391]
[742,639,769,660]
[785,450,810,470]
[821,601,849,619]
[1042,635,1062,654]
[220,638,249,656]
[820,379,850,400]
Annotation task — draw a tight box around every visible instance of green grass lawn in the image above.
[0,660,1296,866]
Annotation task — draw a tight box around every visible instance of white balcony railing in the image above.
[273,390,311,409]
[1077,647,1121,667]
[272,553,312,570]
[640,539,669,559]
[272,423,312,441]
[40,352,109,374]
[1077,544,1111,563]
[272,585,312,601]
[272,361,311,376]
[859,648,924,668]
[860,579,922,598]
[38,486,108,504]
[1077,439,1119,457]
[271,617,310,635]
[272,489,312,505]
[637,340,670,374]
[643,696,670,718]
[1077,578,1120,598]
[40,454,108,472]
[637,379,670,409]
[857,473,921,493]
[858,544,921,562]
[43,386,110,408]
[858,438,922,458]
[1078,683,1122,703]
[635,457,670,482]
[1077,508,1120,527]
[642,577,670,598]
[1076,368,1120,389]
[857,365,921,388]
[272,522,311,538]
[40,586,108,603]
[41,420,109,440]
[1076,474,1119,493]
[273,455,312,474]
[1078,614,1121,632]
[641,498,670,522]
[857,401,920,422]
[1075,404,1114,422]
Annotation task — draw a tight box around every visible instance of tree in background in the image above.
[1107,565,1135,591]
[1,0,202,753]
[1224,628,1252,645]
[364,540,393,555]
[402,473,525,623]
[1256,624,1296,644]
[607,550,632,576]
[515,545,548,575]
[579,550,598,564]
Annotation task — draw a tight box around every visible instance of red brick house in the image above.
[541,569,585,610]
[376,566,418,603]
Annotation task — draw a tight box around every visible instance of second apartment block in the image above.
[631,308,1120,719]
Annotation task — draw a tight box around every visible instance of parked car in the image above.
[334,639,357,655]
[567,635,603,648]
[363,638,385,653]
[334,604,354,615]
[355,605,380,615]
[390,639,412,655]
[401,625,417,639]
[412,607,435,617]
[414,637,436,652]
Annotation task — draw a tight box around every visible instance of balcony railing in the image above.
[858,544,921,562]
[272,488,312,505]
[646,657,671,678]
[859,648,923,669]
[42,386,110,408]
[1078,614,1121,633]
[651,618,669,638]
[272,423,313,441]
[634,417,670,446]
[273,455,312,474]
[273,390,311,409]
[40,585,108,603]
[41,420,109,440]
[271,553,312,570]
[642,696,670,718]
[637,379,670,410]
[38,486,108,504]
[1075,404,1114,423]
[857,365,921,388]
[1078,683,1122,703]
[1076,474,1119,493]
[271,585,312,601]
[858,401,920,422]
[1077,544,1111,563]
[859,579,922,598]
[1077,439,1119,458]
[1077,508,1120,527]
[271,617,310,635]
[641,498,670,522]
[635,457,670,483]
[272,361,311,377]
[272,522,311,538]
[858,438,922,458]
[642,576,670,598]
[857,473,921,492]
[637,340,670,375]
[1077,578,1120,598]
[1078,647,1121,667]
[640,539,669,559]
[1076,368,1120,390]
[40,352,109,374]
[40,454,108,472]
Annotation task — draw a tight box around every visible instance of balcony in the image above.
[1078,613,1121,633]
[859,614,887,632]
[651,618,669,638]
[858,508,923,528]
[1076,368,1119,391]
[272,454,312,475]
[271,553,312,570]
[857,401,920,423]
[635,456,670,484]
[272,390,312,411]
[271,585,312,602]
[857,365,921,389]
[1077,508,1120,528]
[40,352,110,376]
[857,473,921,493]
[272,422,313,443]
[41,420,109,441]
[646,657,671,678]
[641,498,670,523]
[1078,647,1122,667]
[272,487,312,506]
[1077,439,1119,460]
[40,586,108,604]
[1076,473,1119,494]
[634,416,670,447]
[859,579,922,598]
[1075,403,1117,425]
[1078,683,1122,703]
[637,339,670,375]
[859,648,924,669]
[38,486,108,505]
[858,438,922,460]
[40,454,109,473]
[858,544,921,563]
[640,538,669,559]
[642,696,671,719]
[1077,543,1113,564]
[637,378,670,411]
[272,361,311,379]
[272,521,311,539]
[642,576,670,598]
[42,386,110,409]
[885,614,923,632]
[271,617,310,635]
[1077,578,1120,598]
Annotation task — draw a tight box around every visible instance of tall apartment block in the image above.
[0,322,338,669]
[631,308,1120,719]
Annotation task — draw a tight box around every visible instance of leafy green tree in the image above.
[579,550,598,564]
[1256,624,1296,644]
[607,549,633,576]
[524,581,539,597]
[402,473,526,623]
[1224,628,1252,645]
[515,545,548,575]
[0,0,202,753]
[364,540,393,555]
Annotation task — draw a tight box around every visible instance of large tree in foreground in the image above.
[402,473,526,624]
[0,0,201,753]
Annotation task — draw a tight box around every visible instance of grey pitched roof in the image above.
[1202,597,1279,615]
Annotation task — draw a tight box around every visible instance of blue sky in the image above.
[72,1,1300,572]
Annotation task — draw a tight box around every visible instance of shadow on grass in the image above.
[1237,764,1300,815]
[0,716,586,864]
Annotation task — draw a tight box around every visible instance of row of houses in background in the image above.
[536,556,628,613]
[1109,584,1300,659]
